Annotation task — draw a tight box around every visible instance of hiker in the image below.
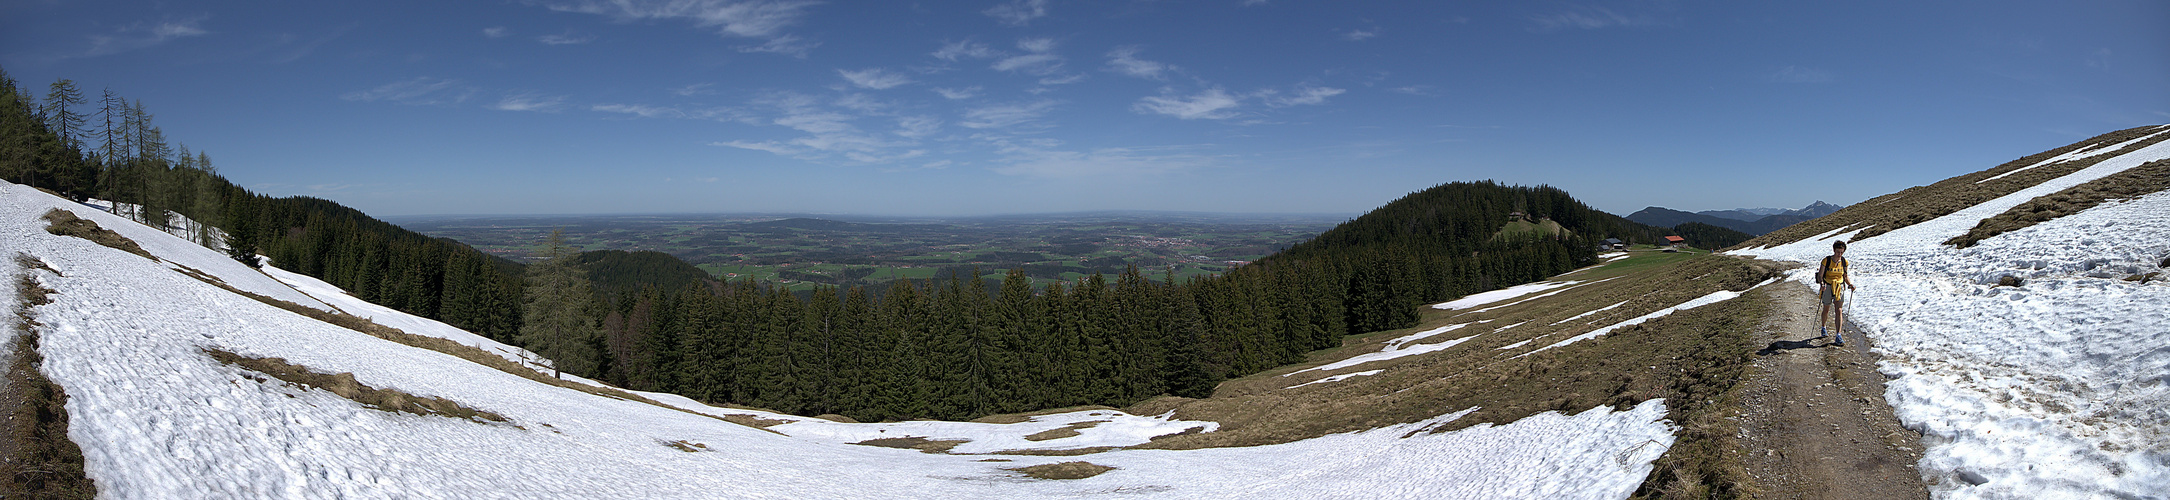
[1817,240,1857,346]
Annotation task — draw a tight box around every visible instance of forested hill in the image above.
[1258,181,1670,333]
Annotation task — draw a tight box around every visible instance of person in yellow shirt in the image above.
[1818,240,1858,346]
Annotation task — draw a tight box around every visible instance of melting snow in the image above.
[1730,134,2170,499]
[0,181,1680,499]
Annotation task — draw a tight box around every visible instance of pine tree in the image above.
[519,230,600,378]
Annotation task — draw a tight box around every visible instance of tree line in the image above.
[7,67,1672,423]
[0,67,527,342]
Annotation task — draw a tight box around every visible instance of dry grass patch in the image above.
[850,436,970,454]
[1948,158,2170,248]
[988,446,1121,456]
[4,254,96,499]
[1023,420,1104,441]
[1131,253,1776,486]
[1739,125,2170,250]
[968,405,1118,424]
[664,440,710,452]
[40,208,151,260]
[1007,461,1116,480]
[204,348,508,423]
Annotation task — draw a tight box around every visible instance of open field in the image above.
[394,212,1344,291]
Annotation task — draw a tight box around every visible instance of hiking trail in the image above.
[1736,280,1929,499]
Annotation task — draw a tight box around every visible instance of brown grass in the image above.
[850,436,970,454]
[4,254,96,499]
[1133,255,1777,453]
[1947,158,2170,248]
[664,440,710,452]
[203,348,508,423]
[1737,125,2170,250]
[968,405,1118,424]
[40,208,151,260]
[1007,461,1116,480]
[1023,420,1104,441]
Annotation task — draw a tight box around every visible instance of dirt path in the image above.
[1735,281,1928,499]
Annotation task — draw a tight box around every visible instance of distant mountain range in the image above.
[1626,201,1842,236]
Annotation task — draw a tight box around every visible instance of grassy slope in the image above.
[1126,250,1782,496]
[1737,124,2170,250]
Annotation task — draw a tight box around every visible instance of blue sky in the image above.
[4,1,2165,217]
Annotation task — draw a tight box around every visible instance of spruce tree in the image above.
[519,230,601,378]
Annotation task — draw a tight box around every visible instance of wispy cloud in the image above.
[673,83,717,96]
[341,77,473,105]
[78,16,211,58]
[483,26,511,38]
[1263,85,1345,107]
[932,86,983,100]
[1391,85,1438,96]
[537,33,597,45]
[592,103,686,118]
[960,100,1059,129]
[1343,29,1378,41]
[1767,65,1833,84]
[592,103,748,121]
[1134,88,1242,120]
[984,0,1051,27]
[2085,48,2112,70]
[715,91,925,164]
[987,142,1216,179]
[738,34,819,58]
[492,91,570,112]
[1530,5,1660,32]
[932,39,999,61]
[993,37,1063,75]
[838,68,913,89]
[1105,46,1170,79]
[538,0,820,55]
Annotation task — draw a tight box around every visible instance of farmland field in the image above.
[392,212,1345,291]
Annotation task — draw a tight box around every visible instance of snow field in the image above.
[1730,135,2170,499]
[1432,280,1577,310]
[2,181,1683,499]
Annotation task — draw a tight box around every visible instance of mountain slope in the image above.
[1730,124,2170,498]
[3,180,1686,499]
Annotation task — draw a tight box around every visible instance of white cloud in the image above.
[2085,48,2112,70]
[1343,29,1378,41]
[1391,85,1438,96]
[838,68,912,90]
[537,33,597,45]
[540,0,819,55]
[984,0,1050,27]
[1767,65,1833,84]
[987,143,1215,179]
[895,115,942,138]
[992,38,1063,75]
[673,83,716,96]
[492,91,569,112]
[1530,6,1659,32]
[1105,46,1169,79]
[932,86,982,100]
[1037,74,1085,86]
[341,77,472,105]
[80,17,211,58]
[1134,88,1242,120]
[591,103,686,118]
[960,100,1058,129]
[1265,85,1345,107]
[932,39,999,61]
[1016,37,1055,53]
[482,26,511,38]
[737,34,819,58]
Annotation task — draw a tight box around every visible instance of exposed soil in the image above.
[1736,281,1927,499]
